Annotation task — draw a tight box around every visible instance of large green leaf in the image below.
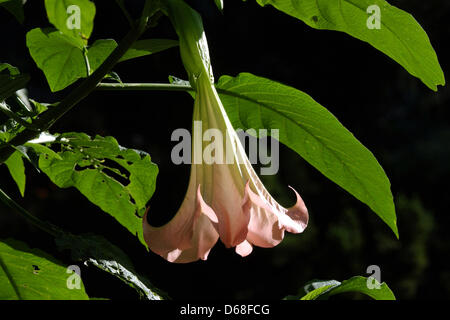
[0,239,89,300]
[26,28,86,92]
[285,276,395,300]
[3,151,25,197]
[38,133,159,247]
[87,38,179,73]
[216,72,397,237]
[254,0,445,91]
[45,0,96,44]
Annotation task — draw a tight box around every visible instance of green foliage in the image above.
[26,28,86,92]
[0,0,446,300]
[0,63,29,101]
[214,0,224,11]
[45,0,96,44]
[217,72,397,237]
[56,233,165,300]
[3,151,25,197]
[38,133,159,247]
[88,38,179,73]
[286,276,395,300]
[255,0,445,91]
[0,239,89,300]
[26,28,179,91]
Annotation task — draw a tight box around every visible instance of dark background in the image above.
[1,0,449,300]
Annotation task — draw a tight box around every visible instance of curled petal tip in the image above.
[284,186,309,233]
[243,182,309,249]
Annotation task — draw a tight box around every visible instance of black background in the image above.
[1,0,449,300]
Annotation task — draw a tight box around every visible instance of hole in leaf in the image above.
[32,265,40,274]
[74,163,97,171]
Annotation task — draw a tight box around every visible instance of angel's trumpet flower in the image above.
[143,0,308,263]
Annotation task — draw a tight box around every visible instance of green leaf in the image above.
[10,136,62,172]
[0,0,24,23]
[3,151,25,197]
[25,143,62,161]
[120,39,179,62]
[29,99,50,116]
[214,0,224,11]
[56,233,166,300]
[0,63,19,76]
[38,133,159,248]
[297,280,341,300]
[0,102,37,131]
[216,73,398,237]
[0,239,89,300]
[103,71,123,84]
[254,0,445,91]
[0,118,23,143]
[286,276,395,300]
[0,63,30,102]
[87,38,178,73]
[26,28,87,92]
[86,39,116,72]
[45,0,96,44]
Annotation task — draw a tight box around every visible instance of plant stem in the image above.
[97,82,194,92]
[0,188,63,238]
[82,47,91,77]
[0,11,153,164]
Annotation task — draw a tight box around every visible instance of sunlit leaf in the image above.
[87,38,178,73]
[285,276,395,300]
[45,0,96,44]
[39,133,159,247]
[217,73,398,237]
[0,239,89,300]
[26,28,86,92]
[3,151,25,196]
[254,0,445,91]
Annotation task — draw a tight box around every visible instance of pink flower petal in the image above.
[210,164,251,248]
[143,185,219,263]
[284,186,309,233]
[243,182,308,248]
[235,240,253,257]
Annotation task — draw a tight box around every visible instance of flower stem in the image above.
[97,82,195,92]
